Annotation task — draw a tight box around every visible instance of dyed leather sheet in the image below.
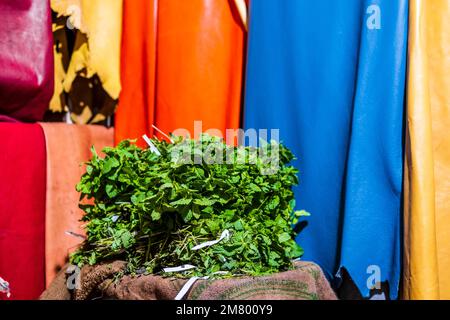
[0,0,53,122]
[244,0,408,299]
[404,0,450,300]
[0,123,46,300]
[115,0,158,148]
[115,0,245,145]
[50,0,123,124]
[40,123,113,287]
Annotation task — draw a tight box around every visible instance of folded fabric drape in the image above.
[0,0,53,122]
[403,0,450,300]
[114,0,158,148]
[40,123,113,287]
[0,123,46,300]
[50,0,123,124]
[154,0,245,140]
[244,0,408,299]
[115,0,245,145]
[51,0,123,100]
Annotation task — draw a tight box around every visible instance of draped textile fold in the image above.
[0,0,54,122]
[115,0,158,148]
[40,123,113,287]
[50,0,123,124]
[244,0,408,299]
[0,123,46,300]
[51,0,123,100]
[403,0,450,300]
[115,0,245,145]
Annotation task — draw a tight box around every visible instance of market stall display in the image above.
[0,0,449,302]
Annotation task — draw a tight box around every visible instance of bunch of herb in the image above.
[71,135,309,278]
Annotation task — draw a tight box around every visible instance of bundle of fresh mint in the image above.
[71,135,309,278]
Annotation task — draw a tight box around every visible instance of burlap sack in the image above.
[40,261,337,300]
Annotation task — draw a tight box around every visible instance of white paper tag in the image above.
[163,264,197,273]
[174,270,229,300]
[175,276,209,300]
[191,230,230,251]
[151,125,175,143]
[142,134,161,156]
[65,231,86,240]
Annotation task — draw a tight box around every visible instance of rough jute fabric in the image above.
[41,261,336,300]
